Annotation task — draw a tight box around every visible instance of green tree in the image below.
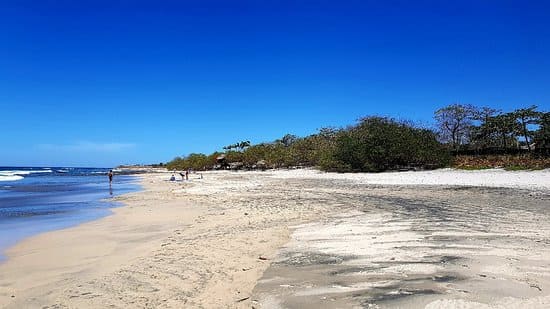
[276,134,298,147]
[325,117,450,172]
[487,113,519,149]
[242,144,270,167]
[512,106,541,151]
[225,150,244,163]
[470,107,501,149]
[535,112,550,151]
[185,153,209,170]
[223,140,251,152]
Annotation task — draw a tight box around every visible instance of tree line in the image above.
[166,104,549,172]
[435,104,549,154]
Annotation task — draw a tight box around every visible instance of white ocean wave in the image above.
[0,175,24,182]
[0,169,52,176]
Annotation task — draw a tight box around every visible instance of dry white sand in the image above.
[271,168,550,190]
[255,168,550,308]
[0,168,548,308]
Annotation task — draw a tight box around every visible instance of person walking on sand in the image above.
[108,170,113,184]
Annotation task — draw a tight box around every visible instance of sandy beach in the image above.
[0,169,549,308]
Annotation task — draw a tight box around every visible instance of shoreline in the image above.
[0,174,141,263]
[0,171,309,308]
[0,173,204,307]
[0,168,548,308]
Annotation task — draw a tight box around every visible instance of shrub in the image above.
[321,117,451,172]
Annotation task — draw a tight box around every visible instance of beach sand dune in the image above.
[0,169,549,308]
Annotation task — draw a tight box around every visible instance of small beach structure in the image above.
[216,154,229,169]
[255,160,267,171]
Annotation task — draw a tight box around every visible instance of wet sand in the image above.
[0,171,319,308]
[0,169,549,308]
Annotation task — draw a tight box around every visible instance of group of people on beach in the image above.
[170,170,189,181]
[170,169,203,181]
[108,168,200,185]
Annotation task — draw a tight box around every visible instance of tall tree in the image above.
[474,106,501,123]
[535,112,550,151]
[278,134,298,147]
[486,113,519,149]
[434,104,477,150]
[224,140,251,152]
[475,107,501,136]
[512,106,541,151]
[237,140,251,151]
[469,107,501,149]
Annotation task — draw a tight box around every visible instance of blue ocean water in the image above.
[0,167,140,261]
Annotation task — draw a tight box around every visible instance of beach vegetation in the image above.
[453,155,550,170]
[223,141,251,151]
[434,104,477,150]
[166,153,212,171]
[320,117,450,172]
[165,105,549,172]
[535,112,550,154]
[512,106,541,152]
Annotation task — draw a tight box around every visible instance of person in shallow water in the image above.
[108,170,113,184]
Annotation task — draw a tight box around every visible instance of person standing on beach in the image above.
[108,170,113,184]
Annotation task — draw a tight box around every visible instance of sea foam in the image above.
[0,175,24,182]
[0,169,52,181]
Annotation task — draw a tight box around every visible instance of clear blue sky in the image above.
[1,0,549,167]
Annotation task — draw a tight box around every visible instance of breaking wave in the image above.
[0,169,52,182]
[0,175,24,182]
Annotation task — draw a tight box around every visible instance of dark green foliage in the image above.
[224,150,244,163]
[535,112,550,151]
[483,113,520,149]
[165,153,212,171]
[223,141,251,151]
[512,106,541,151]
[322,117,450,172]
[276,134,298,147]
